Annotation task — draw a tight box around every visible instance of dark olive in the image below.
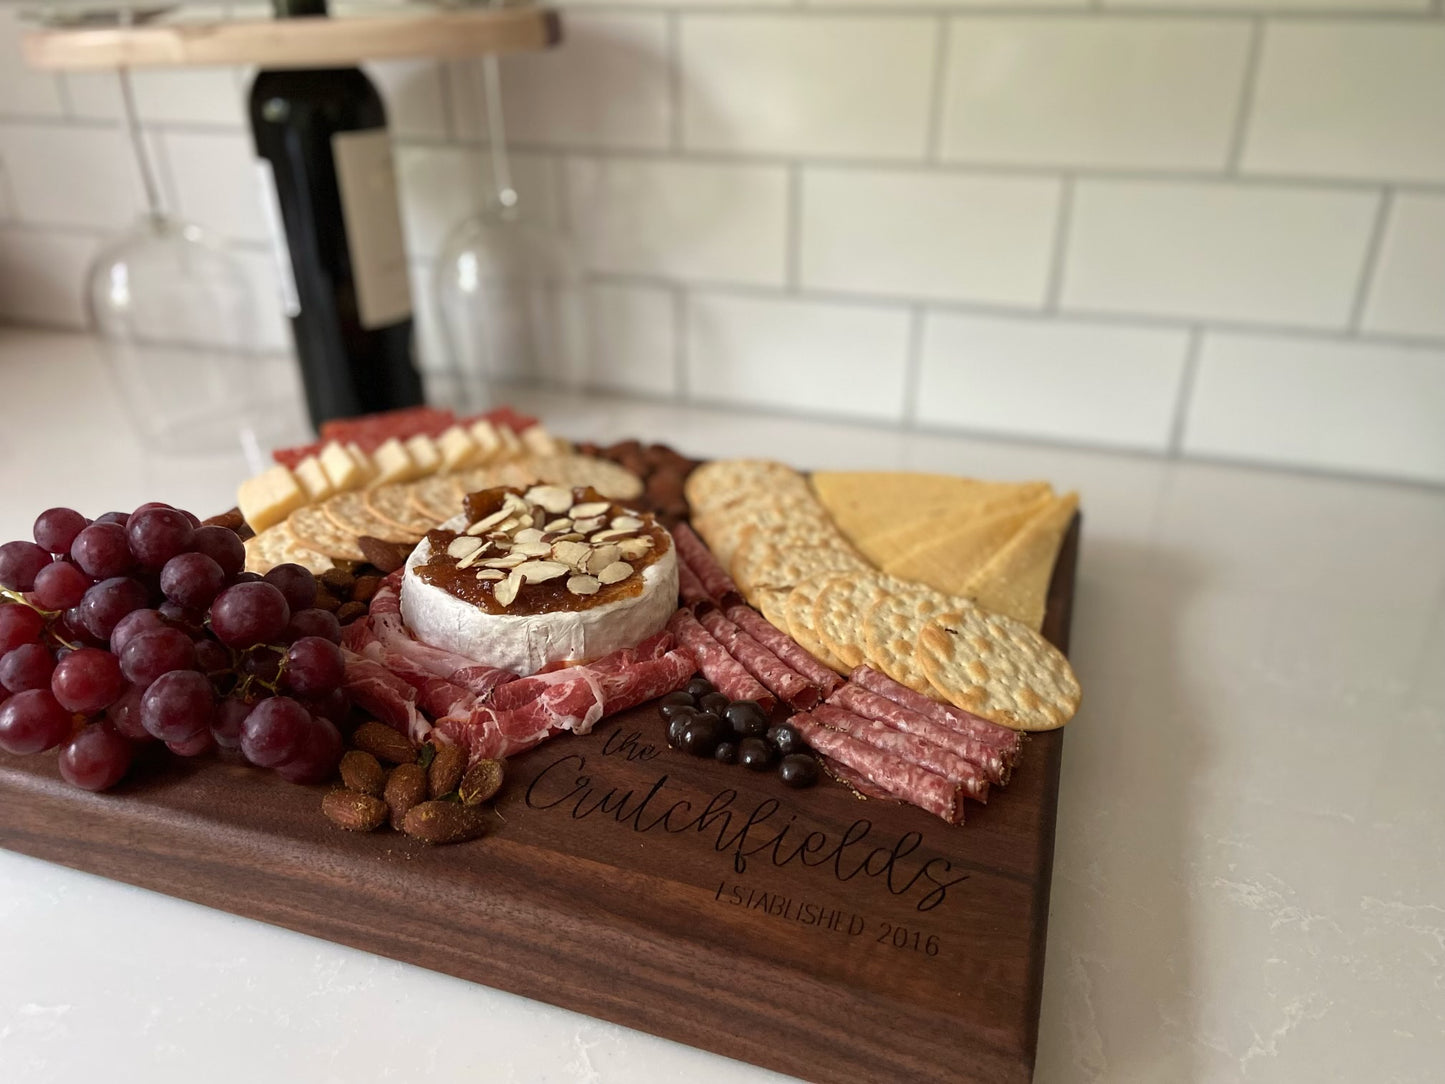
[680,713,726,757]
[737,736,774,771]
[660,690,695,709]
[666,714,692,748]
[725,700,769,738]
[713,741,738,765]
[778,754,819,788]
[766,723,805,757]
[685,677,714,700]
[699,691,730,716]
[659,701,696,721]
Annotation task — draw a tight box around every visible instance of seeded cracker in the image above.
[409,474,466,524]
[324,491,424,546]
[684,459,809,515]
[366,483,436,535]
[782,576,848,674]
[915,607,1080,731]
[861,587,953,696]
[287,504,367,562]
[243,522,334,575]
[810,572,910,671]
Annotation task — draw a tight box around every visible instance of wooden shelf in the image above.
[23,7,561,70]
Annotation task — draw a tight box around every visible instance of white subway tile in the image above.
[1244,24,1445,183]
[0,124,144,230]
[941,17,1251,171]
[1107,0,1425,9]
[61,72,123,121]
[365,60,449,141]
[0,7,65,117]
[916,312,1189,451]
[587,282,678,397]
[800,168,1059,306]
[1063,180,1378,329]
[450,15,671,151]
[814,0,1086,7]
[565,157,787,285]
[1363,193,1445,340]
[681,15,935,159]
[686,292,910,422]
[131,69,247,127]
[0,228,99,328]
[1184,332,1445,485]
[161,130,268,245]
[395,144,558,261]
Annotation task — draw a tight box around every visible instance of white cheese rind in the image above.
[400,520,679,675]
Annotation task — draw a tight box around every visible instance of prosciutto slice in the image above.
[794,715,964,825]
[827,681,1011,784]
[341,650,432,744]
[851,666,1022,759]
[809,703,988,804]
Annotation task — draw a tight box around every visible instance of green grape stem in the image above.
[2,585,79,651]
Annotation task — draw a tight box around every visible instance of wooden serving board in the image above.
[0,517,1079,1084]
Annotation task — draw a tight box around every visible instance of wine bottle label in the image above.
[254,159,301,319]
[332,129,414,330]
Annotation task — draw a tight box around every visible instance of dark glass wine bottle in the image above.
[249,0,424,431]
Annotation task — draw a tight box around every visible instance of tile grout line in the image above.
[902,304,926,429]
[785,164,802,292]
[924,15,951,164]
[1167,328,1204,458]
[1044,175,1074,313]
[1225,17,1266,175]
[1348,188,1394,334]
[673,286,690,402]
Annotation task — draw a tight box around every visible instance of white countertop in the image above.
[1,328,1442,1083]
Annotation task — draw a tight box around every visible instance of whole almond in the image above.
[402,801,489,845]
[322,789,388,832]
[428,743,467,799]
[351,574,382,603]
[339,750,386,797]
[458,759,505,806]
[385,762,429,830]
[358,536,408,574]
[335,600,369,625]
[353,721,417,764]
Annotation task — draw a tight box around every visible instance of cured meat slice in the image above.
[820,756,900,802]
[794,715,964,825]
[341,650,432,744]
[597,646,697,716]
[677,560,711,607]
[320,406,456,448]
[828,681,1011,784]
[673,523,741,604]
[695,604,820,711]
[851,665,1022,758]
[666,609,775,711]
[724,603,842,695]
[810,703,988,804]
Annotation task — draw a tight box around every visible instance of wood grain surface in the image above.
[0,515,1079,1084]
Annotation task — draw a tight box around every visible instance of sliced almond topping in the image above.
[474,569,505,581]
[557,532,586,543]
[616,537,652,561]
[567,574,601,596]
[526,485,574,515]
[467,506,513,535]
[569,501,611,519]
[483,553,526,569]
[516,559,570,584]
[513,527,544,544]
[496,516,522,533]
[543,518,572,532]
[587,543,621,574]
[610,515,644,532]
[447,535,484,559]
[573,516,606,535]
[512,540,553,558]
[551,540,591,568]
[597,561,633,585]
[457,546,491,569]
[494,568,523,607]
[590,528,638,543]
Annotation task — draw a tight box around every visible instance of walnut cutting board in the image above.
[0,516,1079,1084]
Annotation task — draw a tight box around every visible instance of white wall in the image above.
[2,1,1444,484]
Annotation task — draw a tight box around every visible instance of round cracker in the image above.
[523,454,643,500]
[323,491,423,546]
[810,571,907,671]
[782,576,848,675]
[915,608,1080,731]
[861,587,953,696]
[410,474,465,524]
[366,483,435,534]
[283,505,366,562]
[243,523,334,576]
[684,460,809,515]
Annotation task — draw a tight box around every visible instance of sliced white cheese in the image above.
[319,441,365,490]
[372,437,417,484]
[520,423,559,457]
[293,455,334,502]
[346,442,376,486]
[400,518,679,676]
[405,433,441,477]
[469,419,501,463]
[436,425,479,472]
[495,425,523,461]
[238,465,307,533]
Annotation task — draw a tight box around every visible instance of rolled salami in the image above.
[666,609,775,711]
[810,703,988,804]
[725,603,843,695]
[673,523,742,604]
[794,715,964,825]
[677,559,711,607]
[851,666,1022,758]
[828,682,1011,784]
[695,604,821,710]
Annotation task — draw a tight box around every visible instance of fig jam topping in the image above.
[415,485,670,614]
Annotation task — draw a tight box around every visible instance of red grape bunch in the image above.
[0,503,351,791]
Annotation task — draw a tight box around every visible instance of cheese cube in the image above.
[346,442,377,485]
[520,423,558,457]
[469,419,502,463]
[293,455,334,502]
[405,433,441,477]
[496,424,523,461]
[436,425,478,472]
[237,465,306,532]
[319,441,366,490]
[371,437,417,484]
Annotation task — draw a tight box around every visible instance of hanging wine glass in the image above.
[434,23,588,412]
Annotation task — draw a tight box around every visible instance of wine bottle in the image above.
[249,0,424,431]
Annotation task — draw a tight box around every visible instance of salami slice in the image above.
[677,560,712,607]
[794,715,964,825]
[695,604,820,711]
[667,609,775,711]
[819,756,899,803]
[673,523,742,604]
[828,682,1011,784]
[724,603,843,695]
[851,666,1022,758]
[810,703,988,804]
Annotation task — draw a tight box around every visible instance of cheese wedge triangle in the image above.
[875,492,1055,596]
[962,492,1079,631]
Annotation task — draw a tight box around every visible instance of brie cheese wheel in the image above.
[400,516,679,676]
